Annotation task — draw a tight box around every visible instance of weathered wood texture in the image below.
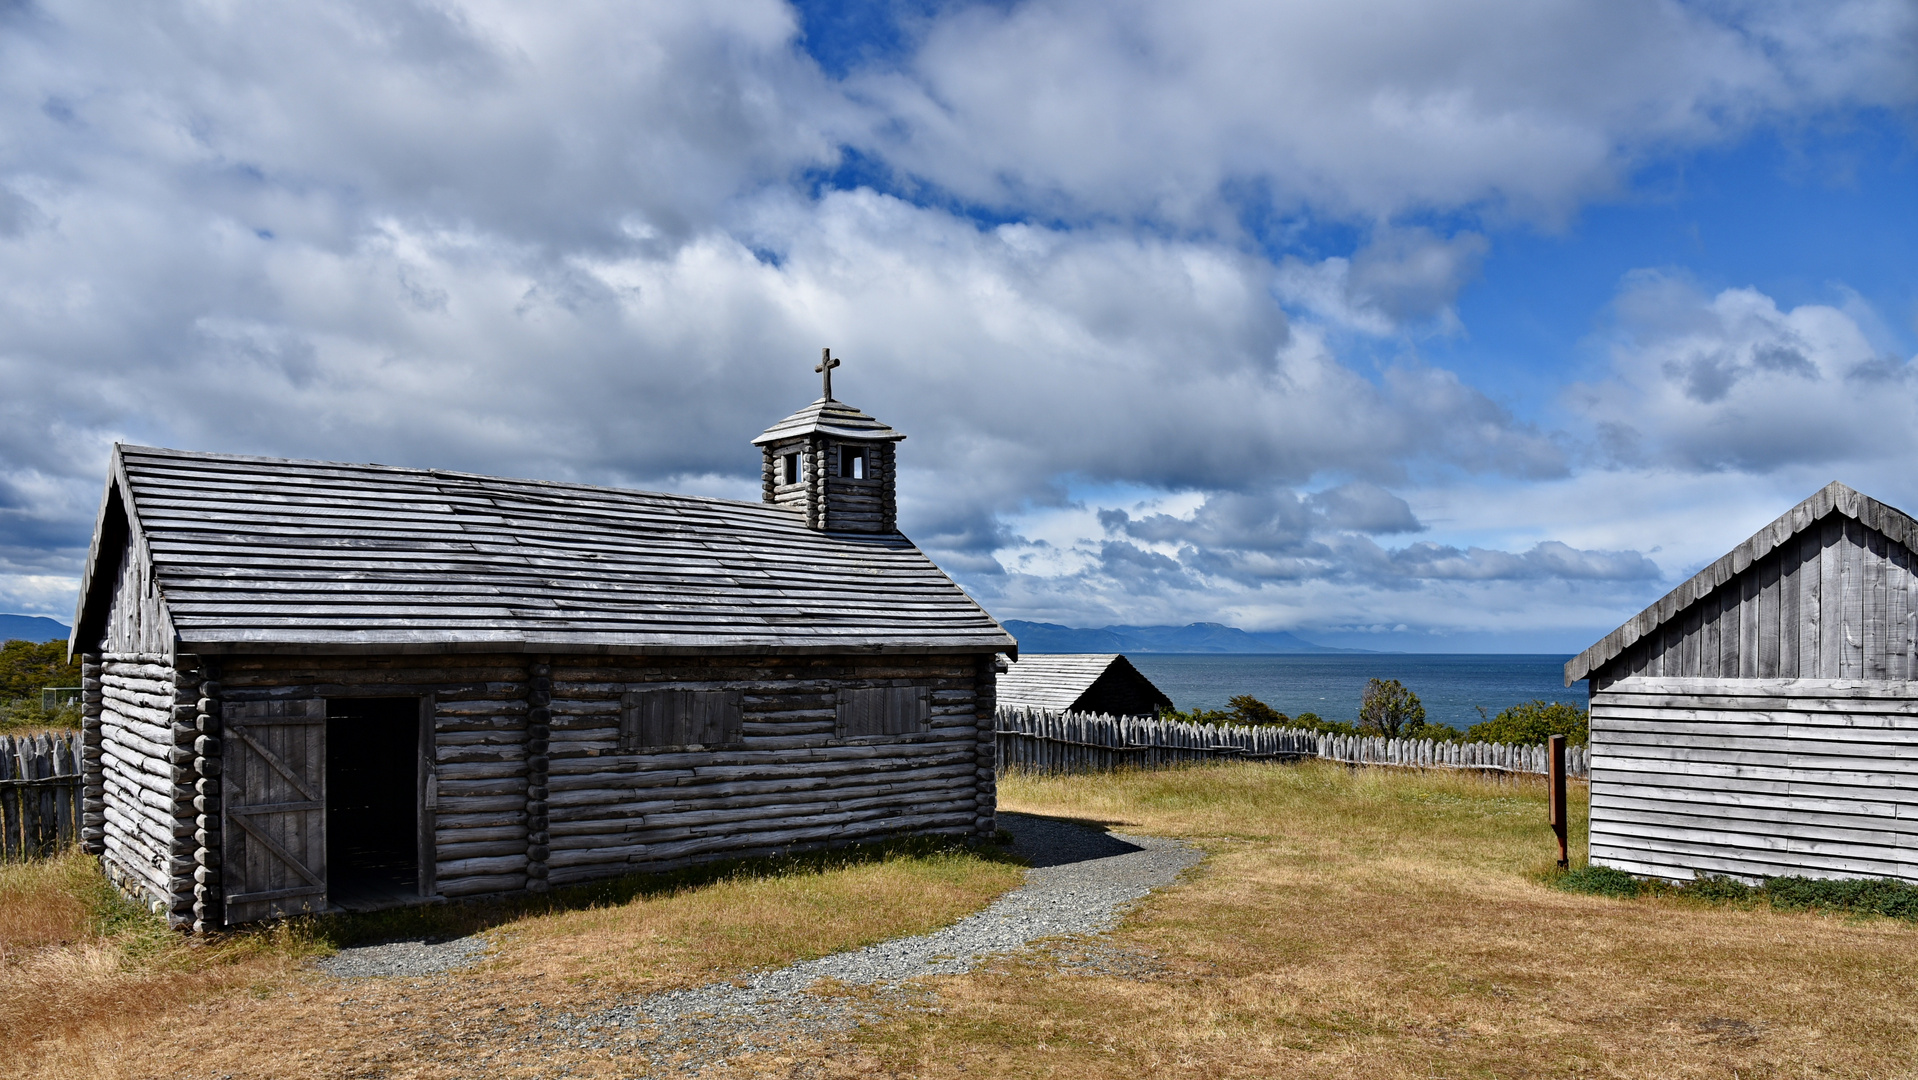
[1594,517,1918,686]
[94,652,191,917]
[222,698,327,924]
[995,708,1588,777]
[543,654,992,885]
[102,530,176,656]
[220,654,530,901]
[1590,677,1918,884]
[753,397,903,534]
[0,732,82,860]
[996,654,1172,716]
[73,445,1013,656]
[204,651,997,913]
[1570,481,1918,685]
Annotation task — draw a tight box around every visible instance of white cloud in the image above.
[1275,227,1488,335]
[851,0,1916,226]
[1573,272,1917,474]
[0,0,1907,650]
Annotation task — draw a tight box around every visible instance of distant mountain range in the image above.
[1003,620,1373,654]
[1,614,70,643]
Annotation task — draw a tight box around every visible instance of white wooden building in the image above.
[996,654,1172,718]
[1566,481,1918,884]
[69,366,1015,929]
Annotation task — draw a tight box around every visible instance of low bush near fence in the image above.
[1552,863,1918,921]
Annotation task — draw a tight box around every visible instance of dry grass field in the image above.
[835,762,1918,1079]
[7,761,1916,1079]
[0,839,1022,1079]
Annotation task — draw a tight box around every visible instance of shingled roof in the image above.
[996,653,1172,715]
[751,398,906,445]
[1564,481,1918,685]
[72,445,1014,657]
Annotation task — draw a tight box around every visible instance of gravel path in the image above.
[316,813,1200,1074]
[316,932,491,978]
[544,813,1200,1074]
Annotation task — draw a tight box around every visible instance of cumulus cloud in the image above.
[0,0,1900,649]
[851,0,1918,226]
[1573,272,1916,473]
[1275,227,1489,335]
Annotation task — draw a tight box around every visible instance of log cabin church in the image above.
[1568,481,1918,885]
[69,356,1016,930]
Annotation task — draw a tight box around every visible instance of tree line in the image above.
[1,638,83,732]
[1158,677,1589,748]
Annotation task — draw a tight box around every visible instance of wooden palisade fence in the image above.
[995,707,1590,778]
[0,731,84,860]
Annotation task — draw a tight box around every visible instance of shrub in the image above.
[1225,695,1289,726]
[1467,700,1589,747]
[1552,864,1642,899]
[1158,705,1231,724]
[1358,678,1424,738]
[1676,875,1754,902]
[1762,876,1918,920]
[0,639,80,699]
[1291,711,1359,736]
[1402,721,1463,742]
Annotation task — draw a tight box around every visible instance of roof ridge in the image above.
[1565,480,1918,685]
[117,443,797,519]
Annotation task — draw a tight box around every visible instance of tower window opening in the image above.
[782,452,800,485]
[841,448,866,479]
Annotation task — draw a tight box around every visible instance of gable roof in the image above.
[995,653,1171,714]
[751,398,905,446]
[1565,481,1918,685]
[72,445,1014,657]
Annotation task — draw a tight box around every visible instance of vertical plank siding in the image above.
[1599,519,1918,686]
[1591,677,1918,884]
[0,731,83,859]
[992,708,1589,778]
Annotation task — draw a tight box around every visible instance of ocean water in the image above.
[1121,654,1581,730]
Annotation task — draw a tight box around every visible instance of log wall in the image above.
[207,650,996,906]
[218,654,529,900]
[1590,676,1918,884]
[94,652,198,922]
[543,653,992,885]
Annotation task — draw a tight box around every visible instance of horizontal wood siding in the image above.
[95,652,189,918]
[219,655,530,900]
[544,655,990,885]
[207,651,995,904]
[1590,677,1918,883]
[1599,518,1918,686]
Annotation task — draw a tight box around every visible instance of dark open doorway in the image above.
[326,697,420,911]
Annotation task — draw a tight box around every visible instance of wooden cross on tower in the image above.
[815,348,841,401]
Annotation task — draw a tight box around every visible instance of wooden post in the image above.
[1548,733,1568,869]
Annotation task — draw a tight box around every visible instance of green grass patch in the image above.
[1549,862,1918,922]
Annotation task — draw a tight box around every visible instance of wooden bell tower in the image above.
[753,349,906,533]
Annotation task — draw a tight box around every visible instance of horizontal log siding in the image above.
[95,652,182,914]
[545,654,983,885]
[1597,517,1918,686]
[1591,677,1918,884]
[218,654,528,899]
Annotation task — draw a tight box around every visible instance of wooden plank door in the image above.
[222,699,327,924]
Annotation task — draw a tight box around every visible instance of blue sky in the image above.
[0,1,1914,651]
